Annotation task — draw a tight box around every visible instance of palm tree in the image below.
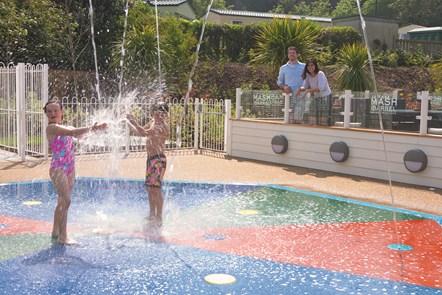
[113,24,160,76]
[250,18,321,71]
[334,43,374,91]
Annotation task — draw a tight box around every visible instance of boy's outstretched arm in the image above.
[126,114,147,136]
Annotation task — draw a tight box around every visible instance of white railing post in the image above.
[235,88,242,119]
[43,64,49,159]
[341,90,353,128]
[364,90,370,100]
[125,124,131,155]
[224,99,231,154]
[194,98,199,150]
[199,100,204,149]
[16,63,26,160]
[392,89,398,102]
[283,93,292,124]
[417,91,431,135]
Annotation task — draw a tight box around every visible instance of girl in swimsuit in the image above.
[44,99,107,244]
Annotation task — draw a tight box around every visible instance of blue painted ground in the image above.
[0,178,441,294]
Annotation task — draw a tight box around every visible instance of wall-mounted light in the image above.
[403,149,427,173]
[329,141,349,162]
[271,135,288,154]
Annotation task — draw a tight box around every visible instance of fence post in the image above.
[417,91,431,135]
[125,124,131,156]
[194,98,199,150]
[224,99,231,154]
[283,93,292,124]
[342,90,353,128]
[392,89,398,101]
[16,63,26,161]
[235,88,242,119]
[43,64,49,159]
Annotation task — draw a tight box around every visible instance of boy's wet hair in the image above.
[43,99,63,112]
[152,102,169,114]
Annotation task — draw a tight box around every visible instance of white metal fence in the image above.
[0,63,48,160]
[0,63,229,160]
[55,96,230,155]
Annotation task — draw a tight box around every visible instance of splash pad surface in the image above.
[0,178,441,294]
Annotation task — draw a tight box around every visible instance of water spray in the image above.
[88,0,101,101]
[181,0,214,119]
[118,0,130,106]
[153,1,163,91]
[355,0,405,281]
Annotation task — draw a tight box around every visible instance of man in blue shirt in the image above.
[277,46,306,123]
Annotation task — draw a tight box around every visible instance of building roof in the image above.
[409,26,442,33]
[210,9,332,23]
[398,24,426,35]
[332,14,399,24]
[147,0,196,20]
[148,0,188,6]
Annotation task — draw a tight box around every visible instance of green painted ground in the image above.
[0,234,52,262]
[175,186,424,229]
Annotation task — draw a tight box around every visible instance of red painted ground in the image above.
[2,214,441,289]
[166,219,442,289]
[0,215,52,235]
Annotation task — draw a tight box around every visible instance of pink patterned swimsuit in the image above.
[50,135,75,176]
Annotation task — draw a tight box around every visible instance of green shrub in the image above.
[333,43,374,91]
[318,26,361,52]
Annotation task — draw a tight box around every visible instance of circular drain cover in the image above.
[22,201,42,206]
[202,233,227,241]
[387,243,413,251]
[204,273,236,285]
[92,228,115,234]
[239,209,260,215]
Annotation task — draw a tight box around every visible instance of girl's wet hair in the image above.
[43,99,63,112]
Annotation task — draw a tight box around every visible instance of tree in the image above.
[226,0,278,12]
[391,0,442,26]
[0,0,27,64]
[112,6,197,96]
[0,0,67,65]
[52,0,90,71]
[190,0,227,18]
[271,0,299,14]
[332,0,359,18]
[250,18,321,72]
[362,0,396,18]
[310,0,333,17]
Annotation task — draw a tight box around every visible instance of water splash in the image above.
[76,91,140,177]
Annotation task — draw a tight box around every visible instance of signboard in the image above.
[253,91,281,106]
[370,94,398,113]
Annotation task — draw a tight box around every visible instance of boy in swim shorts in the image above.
[126,102,170,229]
